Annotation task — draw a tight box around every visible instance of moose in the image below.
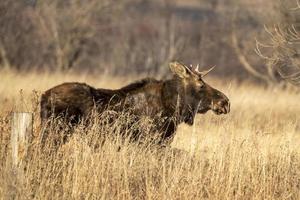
[40,62,230,144]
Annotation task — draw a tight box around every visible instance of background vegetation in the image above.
[1,0,297,80]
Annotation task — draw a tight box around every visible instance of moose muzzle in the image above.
[212,98,230,115]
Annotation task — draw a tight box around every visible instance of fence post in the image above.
[11,112,33,167]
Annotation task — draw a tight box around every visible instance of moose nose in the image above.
[219,99,230,114]
[214,99,230,114]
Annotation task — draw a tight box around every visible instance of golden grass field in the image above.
[0,69,300,199]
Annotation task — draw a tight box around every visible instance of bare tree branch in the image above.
[231,30,271,82]
[256,23,300,86]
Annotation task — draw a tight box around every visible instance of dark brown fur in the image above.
[41,62,230,144]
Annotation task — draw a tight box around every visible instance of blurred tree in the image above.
[256,0,300,86]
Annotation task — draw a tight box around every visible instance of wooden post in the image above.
[11,112,33,167]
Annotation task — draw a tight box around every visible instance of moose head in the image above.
[169,61,230,125]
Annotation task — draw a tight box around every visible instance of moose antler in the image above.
[188,64,215,77]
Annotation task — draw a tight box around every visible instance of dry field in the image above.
[0,70,300,200]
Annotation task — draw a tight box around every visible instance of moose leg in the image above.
[158,120,177,146]
[40,99,51,125]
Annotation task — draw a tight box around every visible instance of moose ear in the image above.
[169,62,191,78]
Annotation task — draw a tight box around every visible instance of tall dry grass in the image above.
[0,70,300,199]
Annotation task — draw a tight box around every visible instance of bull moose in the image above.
[40,62,230,144]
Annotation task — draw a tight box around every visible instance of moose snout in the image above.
[212,99,230,115]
